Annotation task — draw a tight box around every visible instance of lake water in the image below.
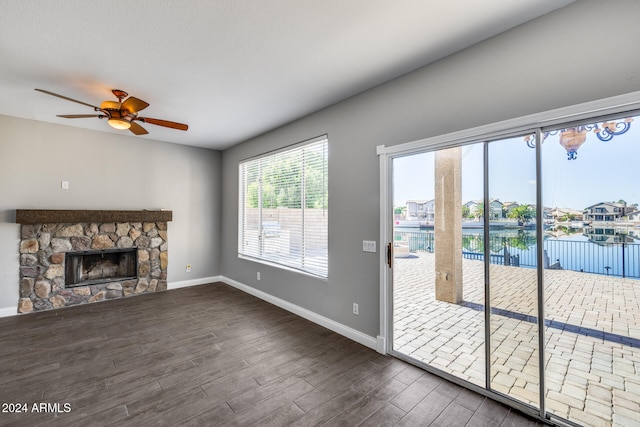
[394,227,640,278]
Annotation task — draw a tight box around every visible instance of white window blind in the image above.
[238,135,328,278]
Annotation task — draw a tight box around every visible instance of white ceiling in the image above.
[0,0,573,150]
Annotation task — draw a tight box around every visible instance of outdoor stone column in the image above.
[434,147,463,303]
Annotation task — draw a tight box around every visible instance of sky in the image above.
[392,116,640,210]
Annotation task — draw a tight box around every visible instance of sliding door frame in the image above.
[378,90,640,424]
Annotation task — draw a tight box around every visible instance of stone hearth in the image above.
[16,210,171,313]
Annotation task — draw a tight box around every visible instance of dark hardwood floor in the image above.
[0,283,545,426]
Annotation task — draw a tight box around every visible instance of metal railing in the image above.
[543,239,640,278]
[394,230,640,278]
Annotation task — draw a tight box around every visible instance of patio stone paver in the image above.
[392,252,640,427]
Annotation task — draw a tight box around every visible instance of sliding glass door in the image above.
[391,144,487,387]
[541,117,640,426]
[487,135,540,409]
[386,110,640,426]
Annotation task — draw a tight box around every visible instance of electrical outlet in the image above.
[353,303,359,315]
[257,272,261,280]
[362,240,376,253]
[61,181,69,190]
[186,264,191,272]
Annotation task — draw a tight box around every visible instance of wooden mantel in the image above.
[15,209,172,224]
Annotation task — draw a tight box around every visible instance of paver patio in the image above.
[393,252,640,427]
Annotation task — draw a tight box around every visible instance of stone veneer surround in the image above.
[16,210,171,313]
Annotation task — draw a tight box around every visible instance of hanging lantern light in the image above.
[524,118,632,159]
[558,127,587,160]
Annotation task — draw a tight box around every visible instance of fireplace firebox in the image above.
[65,248,138,287]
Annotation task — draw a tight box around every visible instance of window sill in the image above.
[237,254,328,281]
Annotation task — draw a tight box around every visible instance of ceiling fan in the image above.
[35,88,188,135]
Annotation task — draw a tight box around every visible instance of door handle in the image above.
[387,242,393,269]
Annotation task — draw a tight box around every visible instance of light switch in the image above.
[362,240,376,253]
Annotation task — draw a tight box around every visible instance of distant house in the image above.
[542,207,553,221]
[583,202,634,222]
[463,200,481,219]
[406,199,435,222]
[464,199,503,220]
[550,207,584,221]
[502,201,519,217]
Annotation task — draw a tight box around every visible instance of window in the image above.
[238,135,328,278]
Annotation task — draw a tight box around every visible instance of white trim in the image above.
[377,90,640,156]
[219,275,378,350]
[378,151,391,355]
[0,306,17,318]
[168,276,223,290]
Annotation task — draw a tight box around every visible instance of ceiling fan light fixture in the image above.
[108,118,131,130]
[36,88,188,135]
[100,100,121,110]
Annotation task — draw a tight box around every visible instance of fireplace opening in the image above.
[65,248,138,287]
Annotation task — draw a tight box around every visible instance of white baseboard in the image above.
[0,306,17,318]
[219,275,378,351]
[168,276,223,290]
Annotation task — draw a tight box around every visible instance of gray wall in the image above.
[221,0,640,338]
[0,115,221,311]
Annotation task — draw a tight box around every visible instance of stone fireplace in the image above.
[16,209,172,313]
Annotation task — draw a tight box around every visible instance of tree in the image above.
[508,205,535,225]
[245,147,328,209]
[472,202,484,221]
[505,230,537,250]
[461,205,470,219]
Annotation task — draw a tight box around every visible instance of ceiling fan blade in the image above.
[57,114,104,118]
[35,89,99,110]
[137,117,188,131]
[121,96,149,114]
[129,121,148,135]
